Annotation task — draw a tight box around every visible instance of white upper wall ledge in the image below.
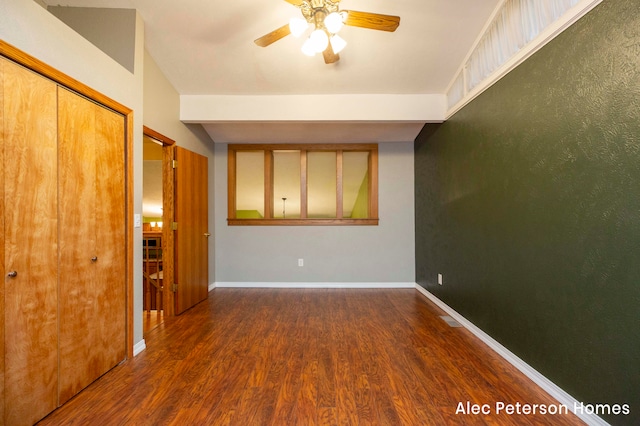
[180,94,446,123]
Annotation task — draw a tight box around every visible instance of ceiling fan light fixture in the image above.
[309,28,329,53]
[254,2,401,64]
[324,12,344,33]
[330,34,347,54]
[301,38,317,56]
[289,17,309,37]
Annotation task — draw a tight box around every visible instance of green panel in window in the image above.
[343,151,369,218]
[236,151,264,217]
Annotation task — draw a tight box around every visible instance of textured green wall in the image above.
[415,1,640,424]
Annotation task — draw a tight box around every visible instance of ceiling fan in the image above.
[254,0,400,64]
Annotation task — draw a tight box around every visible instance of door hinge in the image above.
[172,283,178,292]
[172,222,178,230]
[172,160,177,169]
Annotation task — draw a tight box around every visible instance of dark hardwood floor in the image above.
[38,289,585,425]
[143,309,164,334]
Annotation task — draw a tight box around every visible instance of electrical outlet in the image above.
[438,273,443,285]
[298,258,304,267]
[134,214,142,228]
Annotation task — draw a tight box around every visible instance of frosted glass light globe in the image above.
[309,29,329,52]
[330,35,347,54]
[301,38,316,56]
[289,17,308,37]
[324,12,344,34]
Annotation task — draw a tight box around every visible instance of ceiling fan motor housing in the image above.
[301,0,340,25]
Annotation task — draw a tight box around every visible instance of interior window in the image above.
[228,144,378,226]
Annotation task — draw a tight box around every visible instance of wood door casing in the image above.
[2,59,59,426]
[0,57,4,426]
[174,147,209,315]
[57,87,126,404]
[162,144,176,317]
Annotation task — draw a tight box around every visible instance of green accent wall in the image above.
[414,1,640,424]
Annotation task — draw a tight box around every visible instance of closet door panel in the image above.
[93,103,126,372]
[2,59,59,426]
[57,87,99,404]
[57,88,126,404]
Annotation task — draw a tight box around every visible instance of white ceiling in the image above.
[41,0,500,143]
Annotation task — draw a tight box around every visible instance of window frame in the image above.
[228,143,378,226]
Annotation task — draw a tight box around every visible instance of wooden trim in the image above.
[227,148,237,220]
[162,145,176,317]
[143,125,176,146]
[369,147,379,219]
[336,150,343,219]
[1,40,135,358]
[229,143,376,152]
[0,40,131,117]
[300,151,308,219]
[264,151,273,219]
[125,112,134,358]
[228,218,379,226]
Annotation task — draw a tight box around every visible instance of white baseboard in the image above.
[214,282,416,289]
[414,284,609,426]
[133,339,146,357]
[209,282,216,292]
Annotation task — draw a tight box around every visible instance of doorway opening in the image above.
[142,126,176,334]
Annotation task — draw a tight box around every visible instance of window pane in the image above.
[307,151,336,218]
[236,151,264,218]
[343,151,369,218]
[273,150,301,218]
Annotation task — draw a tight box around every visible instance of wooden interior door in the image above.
[174,147,209,314]
[2,59,59,426]
[57,87,126,404]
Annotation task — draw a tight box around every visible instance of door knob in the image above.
[7,271,17,278]
[204,233,211,237]
[91,256,98,262]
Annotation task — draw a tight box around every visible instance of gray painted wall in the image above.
[143,50,216,288]
[214,142,415,283]
[48,7,136,73]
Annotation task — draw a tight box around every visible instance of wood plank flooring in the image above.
[38,289,585,425]
[143,310,164,334]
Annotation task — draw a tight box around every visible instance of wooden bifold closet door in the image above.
[57,87,126,405]
[2,55,59,426]
[1,58,126,425]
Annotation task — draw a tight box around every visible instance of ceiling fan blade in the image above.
[322,43,340,64]
[254,24,292,47]
[343,10,400,32]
